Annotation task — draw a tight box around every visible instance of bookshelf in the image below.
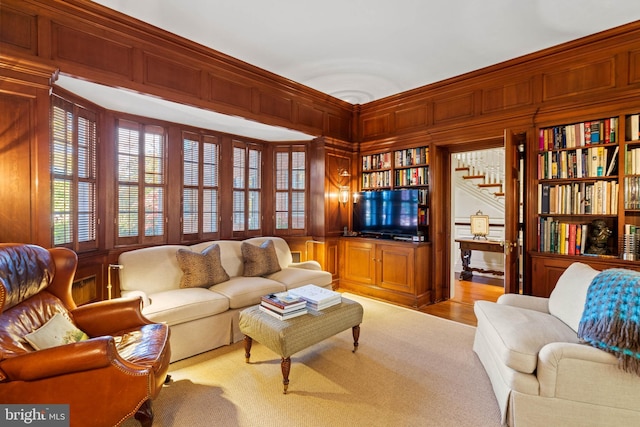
[361,146,430,239]
[532,113,640,283]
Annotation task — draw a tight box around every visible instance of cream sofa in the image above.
[118,237,332,362]
[473,262,640,427]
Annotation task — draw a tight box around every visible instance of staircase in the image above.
[454,149,505,210]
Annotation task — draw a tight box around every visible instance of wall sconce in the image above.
[339,186,350,206]
[338,169,350,206]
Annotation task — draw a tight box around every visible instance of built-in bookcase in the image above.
[361,145,430,238]
[535,113,640,261]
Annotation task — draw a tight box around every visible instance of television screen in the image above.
[353,189,419,237]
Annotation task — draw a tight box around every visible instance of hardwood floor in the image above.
[419,275,504,326]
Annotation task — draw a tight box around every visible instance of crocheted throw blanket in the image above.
[577,268,640,376]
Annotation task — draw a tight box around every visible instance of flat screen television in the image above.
[352,189,419,238]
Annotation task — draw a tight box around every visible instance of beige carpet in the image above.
[123,294,501,427]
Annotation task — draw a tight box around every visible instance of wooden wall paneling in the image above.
[627,49,640,85]
[482,78,533,113]
[51,22,134,79]
[0,5,38,55]
[394,103,429,132]
[143,53,201,98]
[0,56,56,246]
[430,144,451,303]
[542,57,616,101]
[433,91,475,125]
[1,0,354,140]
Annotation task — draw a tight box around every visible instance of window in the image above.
[116,120,166,245]
[50,96,97,251]
[233,141,262,235]
[275,145,307,233]
[183,132,219,239]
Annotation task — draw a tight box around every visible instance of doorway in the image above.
[450,148,506,302]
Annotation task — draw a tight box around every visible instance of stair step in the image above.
[455,167,470,172]
[463,175,485,180]
[478,183,502,188]
[494,192,505,197]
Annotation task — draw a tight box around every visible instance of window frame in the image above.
[274,144,308,235]
[50,95,98,252]
[115,119,167,246]
[182,131,220,241]
[232,140,263,237]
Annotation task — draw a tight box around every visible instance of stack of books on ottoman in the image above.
[260,292,308,320]
[288,284,342,311]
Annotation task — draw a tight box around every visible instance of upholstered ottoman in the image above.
[238,297,363,393]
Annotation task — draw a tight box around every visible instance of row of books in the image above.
[259,285,342,321]
[537,219,592,255]
[627,114,640,141]
[624,177,640,210]
[537,146,618,179]
[394,147,429,167]
[539,118,618,150]
[394,167,429,187]
[625,147,640,175]
[621,223,640,261]
[538,181,619,216]
[362,171,391,188]
[362,153,392,171]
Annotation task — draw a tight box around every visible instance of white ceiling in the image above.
[60,1,640,140]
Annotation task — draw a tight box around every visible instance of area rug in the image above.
[123,293,501,427]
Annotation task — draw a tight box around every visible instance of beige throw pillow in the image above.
[242,240,282,277]
[25,313,89,350]
[176,244,230,288]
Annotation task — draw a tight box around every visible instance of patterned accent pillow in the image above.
[176,244,230,288]
[241,239,282,277]
[25,313,89,350]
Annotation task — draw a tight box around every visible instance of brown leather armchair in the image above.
[0,243,171,427]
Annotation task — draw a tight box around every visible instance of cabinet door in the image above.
[343,240,376,285]
[376,244,414,293]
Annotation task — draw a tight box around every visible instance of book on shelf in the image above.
[261,292,307,312]
[287,284,342,310]
[259,304,308,320]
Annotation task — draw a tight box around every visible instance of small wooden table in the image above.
[455,238,504,280]
[238,297,363,394]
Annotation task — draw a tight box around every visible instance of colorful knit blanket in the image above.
[578,268,640,376]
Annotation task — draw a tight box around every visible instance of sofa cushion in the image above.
[474,300,580,373]
[244,236,293,268]
[548,262,599,332]
[176,244,230,288]
[142,288,229,326]
[241,240,282,277]
[267,267,332,290]
[119,245,188,294]
[210,276,285,309]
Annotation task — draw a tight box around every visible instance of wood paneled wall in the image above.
[358,22,640,146]
[0,0,354,141]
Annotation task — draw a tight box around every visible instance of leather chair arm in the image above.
[0,337,115,381]
[72,297,152,336]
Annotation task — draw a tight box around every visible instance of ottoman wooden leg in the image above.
[281,357,291,394]
[352,325,360,353]
[244,336,253,363]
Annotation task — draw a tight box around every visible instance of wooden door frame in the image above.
[431,133,524,302]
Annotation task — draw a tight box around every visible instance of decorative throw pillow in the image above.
[25,313,89,350]
[176,244,230,288]
[242,240,282,277]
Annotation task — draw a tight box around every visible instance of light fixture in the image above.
[338,169,351,206]
[107,264,124,300]
[339,186,350,205]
